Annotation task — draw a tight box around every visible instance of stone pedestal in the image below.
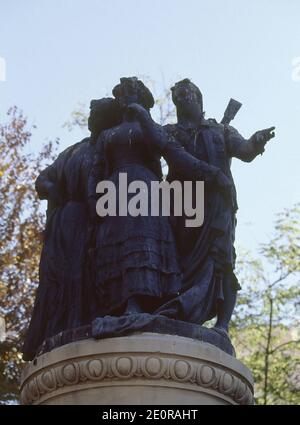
[20,333,254,405]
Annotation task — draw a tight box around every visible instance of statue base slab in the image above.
[20,333,254,405]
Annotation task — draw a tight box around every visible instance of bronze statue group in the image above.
[22,77,275,361]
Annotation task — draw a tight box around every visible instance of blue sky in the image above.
[1,0,300,253]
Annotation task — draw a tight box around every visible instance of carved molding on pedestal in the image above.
[20,333,254,405]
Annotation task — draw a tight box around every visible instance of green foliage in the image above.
[0,107,58,404]
[232,205,300,405]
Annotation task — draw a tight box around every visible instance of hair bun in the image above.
[112,77,154,110]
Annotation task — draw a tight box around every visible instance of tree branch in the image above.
[270,339,300,355]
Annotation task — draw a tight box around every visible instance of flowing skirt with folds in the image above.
[155,189,240,323]
[93,164,182,316]
[22,201,96,361]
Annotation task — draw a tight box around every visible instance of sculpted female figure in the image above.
[22,98,122,360]
[88,77,182,316]
[127,79,275,334]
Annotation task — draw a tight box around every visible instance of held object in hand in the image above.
[221,98,242,125]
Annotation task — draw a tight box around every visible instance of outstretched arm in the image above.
[127,103,232,193]
[226,125,275,162]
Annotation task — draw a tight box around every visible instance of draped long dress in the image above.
[157,121,241,323]
[88,120,182,316]
[22,139,96,361]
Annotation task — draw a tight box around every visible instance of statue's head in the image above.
[112,77,154,111]
[171,79,203,120]
[88,97,122,137]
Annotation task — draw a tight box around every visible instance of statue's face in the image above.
[117,83,140,109]
[174,85,203,119]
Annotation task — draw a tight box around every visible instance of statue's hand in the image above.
[208,167,232,201]
[127,103,167,151]
[252,126,275,145]
[126,103,151,122]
